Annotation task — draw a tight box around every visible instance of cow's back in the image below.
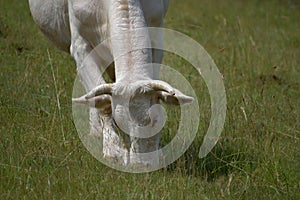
[29,0,71,52]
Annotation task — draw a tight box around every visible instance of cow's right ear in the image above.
[73,83,113,113]
[72,94,112,112]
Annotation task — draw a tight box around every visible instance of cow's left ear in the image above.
[156,89,194,105]
[147,80,194,105]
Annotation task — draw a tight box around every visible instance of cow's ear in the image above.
[146,80,194,105]
[157,90,194,105]
[73,83,113,113]
[72,94,112,110]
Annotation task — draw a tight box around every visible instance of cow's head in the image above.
[72,76,194,168]
[73,79,193,138]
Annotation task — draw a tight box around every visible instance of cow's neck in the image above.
[109,0,153,83]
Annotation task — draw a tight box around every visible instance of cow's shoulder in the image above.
[70,0,107,26]
[141,0,169,26]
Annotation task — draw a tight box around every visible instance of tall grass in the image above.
[1,0,299,199]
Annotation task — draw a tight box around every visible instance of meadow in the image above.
[0,0,299,199]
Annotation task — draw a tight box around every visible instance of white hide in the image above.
[29,0,193,168]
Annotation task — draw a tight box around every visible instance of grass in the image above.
[1,0,299,199]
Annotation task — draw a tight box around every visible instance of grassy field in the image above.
[1,0,299,199]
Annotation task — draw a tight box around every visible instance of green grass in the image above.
[1,0,299,199]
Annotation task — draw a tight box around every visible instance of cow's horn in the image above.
[85,83,113,99]
[149,80,175,95]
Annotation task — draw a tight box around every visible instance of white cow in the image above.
[29,0,193,168]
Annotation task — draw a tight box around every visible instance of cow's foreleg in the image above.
[70,37,129,164]
[69,5,129,165]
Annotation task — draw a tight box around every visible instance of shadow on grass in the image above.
[164,141,256,181]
